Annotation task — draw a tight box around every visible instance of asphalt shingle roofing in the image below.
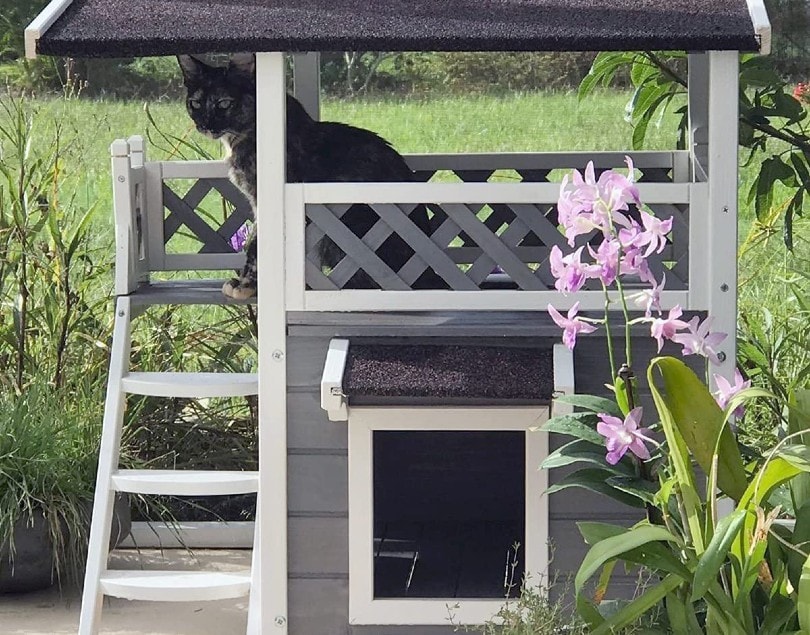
[37,0,760,58]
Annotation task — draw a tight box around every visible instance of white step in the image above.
[100,570,251,602]
[121,372,258,398]
[111,470,259,496]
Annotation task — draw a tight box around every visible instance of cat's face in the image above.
[177,54,256,139]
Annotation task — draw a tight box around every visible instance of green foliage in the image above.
[0,380,111,587]
[550,358,810,633]
[0,91,112,393]
[580,51,810,250]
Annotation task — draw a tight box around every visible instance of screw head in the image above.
[117,175,125,182]
[272,349,284,361]
[720,283,729,292]
[274,615,287,627]
[717,351,727,363]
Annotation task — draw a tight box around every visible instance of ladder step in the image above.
[99,570,251,602]
[121,372,258,398]
[111,470,259,495]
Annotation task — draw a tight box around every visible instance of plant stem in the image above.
[614,275,634,369]
[602,284,617,380]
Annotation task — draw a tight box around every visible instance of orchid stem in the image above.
[602,284,617,381]
[614,275,634,369]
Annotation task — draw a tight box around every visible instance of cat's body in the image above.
[177,55,435,298]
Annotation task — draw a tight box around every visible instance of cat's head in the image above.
[177,54,256,139]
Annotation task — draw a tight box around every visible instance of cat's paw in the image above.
[222,278,257,299]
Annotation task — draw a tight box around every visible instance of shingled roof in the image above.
[34,0,763,59]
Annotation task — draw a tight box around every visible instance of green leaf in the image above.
[649,357,748,501]
[606,475,659,504]
[554,394,622,417]
[541,439,635,476]
[540,412,602,445]
[788,502,810,590]
[738,457,801,511]
[575,525,683,595]
[798,554,810,634]
[691,508,747,602]
[591,574,683,635]
[759,593,797,635]
[546,468,645,508]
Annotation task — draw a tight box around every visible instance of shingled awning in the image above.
[343,343,554,405]
[32,0,765,59]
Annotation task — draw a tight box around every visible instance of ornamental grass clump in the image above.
[541,160,810,633]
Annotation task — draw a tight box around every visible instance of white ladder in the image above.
[78,136,261,634]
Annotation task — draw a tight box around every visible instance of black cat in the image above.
[177,54,436,298]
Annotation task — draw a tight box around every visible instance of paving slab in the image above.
[0,549,250,635]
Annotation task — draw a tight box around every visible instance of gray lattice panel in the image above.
[162,178,252,255]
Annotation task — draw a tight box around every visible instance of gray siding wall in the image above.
[285,327,674,634]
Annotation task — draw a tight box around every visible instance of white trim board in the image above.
[347,406,549,626]
[746,0,772,56]
[24,0,74,59]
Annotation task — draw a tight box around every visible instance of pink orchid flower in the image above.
[230,222,251,252]
[549,245,595,294]
[631,274,666,317]
[672,315,728,364]
[588,238,621,286]
[713,368,752,418]
[636,211,673,256]
[619,245,654,284]
[547,302,598,350]
[647,305,689,352]
[597,407,654,465]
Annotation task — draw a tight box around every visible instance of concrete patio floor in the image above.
[0,549,251,635]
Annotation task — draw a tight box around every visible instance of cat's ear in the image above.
[227,53,255,78]
[177,55,205,84]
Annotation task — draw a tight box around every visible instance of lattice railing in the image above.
[115,150,700,310]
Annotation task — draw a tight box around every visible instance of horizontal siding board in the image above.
[289,578,349,635]
[288,390,348,450]
[286,336,332,388]
[289,517,348,576]
[288,454,348,514]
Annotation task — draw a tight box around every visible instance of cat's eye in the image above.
[188,99,202,110]
[217,98,234,110]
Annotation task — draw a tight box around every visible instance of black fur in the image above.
[177,54,437,296]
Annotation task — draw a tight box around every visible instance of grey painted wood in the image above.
[307,204,410,290]
[326,209,402,288]
[286,336,332,388]
[130,279,253,305]
[442,204,544,290]
[161,184,232,252]
[289,578,349,635]
[289,516,348,576]
[288,454,348,514]
[373,203,478,290]
[288,390,348,450]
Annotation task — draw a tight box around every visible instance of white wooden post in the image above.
[252,51,288,634]
[292,52,321,121]
[706,51,739,382]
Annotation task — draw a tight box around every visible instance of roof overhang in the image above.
[26,0,768,60]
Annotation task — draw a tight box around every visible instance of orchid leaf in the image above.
[787,502,810,590]
[577,522,692,579]
[576,525,683,595]
[799,554,810,634]
[553,394,622,417]
[649,357,747,501]
[540,412,603,445]
[591,573,683,635]
[691,508,747,602]
[759,593,797,635]
[739,457,802,510]
[546,468,645,508]
[606,475,659,504]
[541,439,635,476]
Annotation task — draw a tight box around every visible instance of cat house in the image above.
[26,1,770,634]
